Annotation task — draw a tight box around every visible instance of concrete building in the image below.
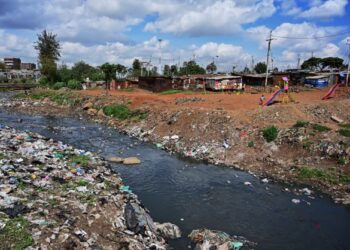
[21,63,36,70]
[4,58,21,70]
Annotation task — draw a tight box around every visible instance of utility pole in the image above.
[264,30,274,88]
[158,39,163,75]
[346,39,350,87]
[297,53,301,70]
[251,56,255,72]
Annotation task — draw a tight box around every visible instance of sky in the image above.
[0,0,349,72]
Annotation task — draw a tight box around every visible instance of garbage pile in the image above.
[189,229,257,250]
[0,125,179,249]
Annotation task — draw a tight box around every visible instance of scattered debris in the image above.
[188,228,256,250]
[0,126,171,249]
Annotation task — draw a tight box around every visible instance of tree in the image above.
[243,66,250,73]
[115,64,127,79]
[57,64,73,83]
[170,65,178,76]
[100,63,116,89]
[0,62,6,71]
[206,62,217,74]
[179,60,206,75]
[71,61,95,81]
[34,30,61,83]
[163,65,171,76]
[132,59,142,77]
[273,67,279,73]
[254,62,267,74]
[321,57,344,70]
[301,57,322,71]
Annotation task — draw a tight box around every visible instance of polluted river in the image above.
[1,104,350,249]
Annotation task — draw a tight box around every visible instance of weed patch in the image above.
[339,124,350,129]
[313,124,331,132]
[68,155,90,167]
[262,126,278,142]
[298,167,350,185]
[339,129,350,137]
[0,217,33,250]
[293,120,309,128]
[103,104,148,120]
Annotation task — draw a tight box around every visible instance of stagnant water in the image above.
[1,105,350,249]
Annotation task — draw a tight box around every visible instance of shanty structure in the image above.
[205,75,243,91]
[242,74,273,86]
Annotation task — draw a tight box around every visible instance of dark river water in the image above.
[1,95,350,249]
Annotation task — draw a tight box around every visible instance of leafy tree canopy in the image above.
[206,62,217,74]
[254,62,267,74]
[179,60,206,75]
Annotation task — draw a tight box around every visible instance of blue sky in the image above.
[0,0,349,71]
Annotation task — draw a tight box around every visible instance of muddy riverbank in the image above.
[1,108,350,249]
[5,89,350,205]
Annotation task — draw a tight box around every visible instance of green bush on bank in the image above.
[262,126,278,142]
[103,104,148,120]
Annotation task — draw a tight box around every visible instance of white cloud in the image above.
[299,0,347,19]
[144,0,276,36]
[0,30,36,62]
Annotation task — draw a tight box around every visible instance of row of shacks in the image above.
[137,70,344,93]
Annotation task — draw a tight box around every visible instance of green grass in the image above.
[68,155,90,167]
[160,89,194,95]
[247,141,254,148]
[298,167,350,185]
[15,90,81,106]
[339,124,350,129]
[293,120,309,128]
[0,217,34,250]
[339,129,350,137]
[0,152,5,160]
[262,126,278,142]
[312,124,331,132]
[103,104,148,120]
[337,157,347,165]
[302,140,313,150]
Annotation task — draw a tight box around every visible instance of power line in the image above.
[272,31,350,40]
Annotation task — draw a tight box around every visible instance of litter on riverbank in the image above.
[0,125,179,249]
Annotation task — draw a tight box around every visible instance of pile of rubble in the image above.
[0,125,180,249]
[189,229,257,250]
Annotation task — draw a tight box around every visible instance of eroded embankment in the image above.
[0,125,182,249]
[5,89,350,205]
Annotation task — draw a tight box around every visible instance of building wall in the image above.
[4,58,21,70]
[21,63,36,70]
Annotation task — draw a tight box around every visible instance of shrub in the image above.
[103,104,148,120]
[339,124,350,129]
[337,157,347,165]
[39,76,49,86]
[293,120,309,128]
[262,126,278,142]
[298,167,350,184]
[52,82,66,90]
[248,141,254,147]
[313,124,331,132]
[339,129,350,137]
[67,79,81,90]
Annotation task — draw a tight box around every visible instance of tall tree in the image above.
[163,64,171,76]
[206,62,217,74]
[71,61,95,81]
[179,60,206,75]
[321,57,344,70]
[100,63,116,89]
[115,64,127,79]
[57,64,72,83]
[34,30,61,83]
[132,59,142,77]
[254,62,267,74]
[170,65,178,76]
[301,57,322,71]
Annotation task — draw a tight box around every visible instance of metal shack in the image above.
[304,75,329,88]
[205,75,243,91]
